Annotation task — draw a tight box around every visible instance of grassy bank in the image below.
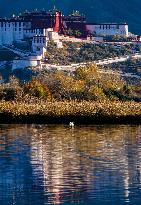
[0,100,141,124]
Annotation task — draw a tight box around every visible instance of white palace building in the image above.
[0,9,130,70]
[0,9,130,47]
[0,20,129,47]
[0,20,62,47]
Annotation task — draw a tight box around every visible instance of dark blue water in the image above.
[0,124,141,205]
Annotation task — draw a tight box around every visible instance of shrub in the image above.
[123,84,133,95]
[104,88,120,101]
[88,85,106,100]
[75,64,97,81]
[0,88,17,101]
[24,79,51,100]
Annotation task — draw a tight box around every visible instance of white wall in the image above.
[24,28,43,38]
[32,36,48,57]
[86,24,129,36]
[12,58,41,70]
[0,22,14,45]
[48,31,59,41]
[0,21,25,45]
[13,22,24,42]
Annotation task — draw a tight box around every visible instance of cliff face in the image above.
[0,0,141,34]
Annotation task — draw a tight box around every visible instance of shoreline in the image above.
[0,113,141,124]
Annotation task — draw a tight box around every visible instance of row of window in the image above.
[25,29,43,34]
[33,37,46,43]
[96,25,120,29]
[1,28,22,31]
[0,22,23,27]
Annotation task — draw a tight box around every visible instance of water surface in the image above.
[0,124,141,205]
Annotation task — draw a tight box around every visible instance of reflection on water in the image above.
[0,124,141,204]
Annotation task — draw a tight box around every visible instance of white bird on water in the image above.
[69,122,74,127]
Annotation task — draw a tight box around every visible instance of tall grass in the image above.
[0,100,141,118]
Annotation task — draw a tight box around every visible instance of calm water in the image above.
[0,124,141,205]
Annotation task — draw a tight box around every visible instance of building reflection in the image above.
[0,125,45,205]
[30,124,141,204]
[0,124,141,204]
[30,126,93,204]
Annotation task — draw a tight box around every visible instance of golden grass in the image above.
[0,100,141,119]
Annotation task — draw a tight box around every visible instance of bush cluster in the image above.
[0,64,140,102]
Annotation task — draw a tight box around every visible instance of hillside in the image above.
[0,0,141,34]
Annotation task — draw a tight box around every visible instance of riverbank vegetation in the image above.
[1,63,140,101]
[0,63,141,122]
[0,100,141,123]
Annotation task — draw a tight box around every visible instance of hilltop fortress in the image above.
[0,8,129,46]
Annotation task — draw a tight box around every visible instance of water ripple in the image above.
[0,124,141,204]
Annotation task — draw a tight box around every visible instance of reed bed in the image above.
[0,100,141,123]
